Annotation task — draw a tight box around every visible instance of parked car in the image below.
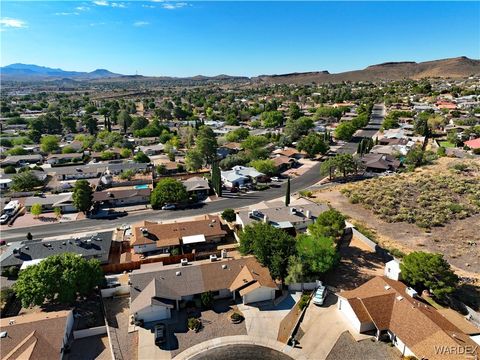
[0,240,6,246]
[154,323,167,345]
[271,176,280,182]
[161,204,176,210]
[313,285,328,306]
[0,214,10,225]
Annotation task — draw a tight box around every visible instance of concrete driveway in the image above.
[137,325,172,360]
[238,292,301,340]
[297,294,371,360]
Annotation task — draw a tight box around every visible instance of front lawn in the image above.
[439,141,455,148]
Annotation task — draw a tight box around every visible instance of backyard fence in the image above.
[100,286,130,298]
[101,252,195,273]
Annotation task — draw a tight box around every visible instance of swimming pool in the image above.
[133,184,149,190]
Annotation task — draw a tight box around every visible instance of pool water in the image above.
[133,184,149,190]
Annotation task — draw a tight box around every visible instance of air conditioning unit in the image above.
[221,249,228,259]
[181,258,188,266]
[209,254,218,262]
[405,287,418,298]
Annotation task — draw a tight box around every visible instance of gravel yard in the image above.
[326,331,401,360]
[103,296,138,360]
[170,299,247,358]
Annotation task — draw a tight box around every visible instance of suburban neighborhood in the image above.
[1,1,480,359]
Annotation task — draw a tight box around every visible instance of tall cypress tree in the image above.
[285,177,291,206]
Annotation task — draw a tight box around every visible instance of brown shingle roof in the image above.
[0,310,71,360]
[131,215,226,248]
[340,276,478,360]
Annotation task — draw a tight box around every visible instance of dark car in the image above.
[154,323,167,346]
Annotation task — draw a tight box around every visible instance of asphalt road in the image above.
[1,163,322,243]
[337,104,385,154]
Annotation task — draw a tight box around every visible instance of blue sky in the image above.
[1,1,479,77]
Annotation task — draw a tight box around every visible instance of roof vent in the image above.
[62,242,67,246]
[0,331,7,338]
[8,320,15,325]
[176,271,181,276]
[384,285,391,290]
[396,296,404,301]
[181,258,188,266]
[24,246,29,250]
[222,264,227,269]
[405,287,418,298]
[210,254,218,262]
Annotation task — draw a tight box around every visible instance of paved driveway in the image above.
[297,294,371,360]
[238,292,301,340]
[138,326,172,360]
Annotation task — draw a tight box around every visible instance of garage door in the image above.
[138,306,170,323]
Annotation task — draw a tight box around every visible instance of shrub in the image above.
[298,294,310,310]
[200,291,214,309]
[187,317,202,332]
[221,208,236,222]
[4,165,16,174]
[230,312,244,323]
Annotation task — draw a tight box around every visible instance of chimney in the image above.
[290,207,296,215]
[306,210,311,219]
[263,214,268,223]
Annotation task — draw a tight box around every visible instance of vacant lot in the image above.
[313,159,480,276]
[341,160,480,228]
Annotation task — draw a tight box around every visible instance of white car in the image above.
[271,177,280,182]
[161,204,176,210]
[312,285,328,306]
[0,214,10,225]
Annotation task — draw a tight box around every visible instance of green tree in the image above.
[134,151,150,163]
[4,165,16,174]
[288,103,302,120]
[225,128,250,142]
[284,117,314,141]
[30,203,42,218]
[239,222,296,281]
[11,171,43,191]
[261,111,283,128]
[285,177,290,206]
[14,253,103,307]
[334,122,356,141]
[400,251,459,300]
[297,133,329,158]
[151,178,188,209]
[72,179,93,214]
[320,154,362,180]
[295,233,339,275]
[185,149,204,172]
[221,208,236,222]
[8,146,28,156]
[131,116,149,131]
[118,110,132,134]
[249,159,276,175]
[308,209,346,241]
[196,126,218,165]
[201,291,214,309]
[82,115,98,135]
[120,148,132,159]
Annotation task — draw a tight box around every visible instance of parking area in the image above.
[296,294,371,360]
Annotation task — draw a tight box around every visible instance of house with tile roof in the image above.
[129,256,277,322]
[0,310,74,360]
[338,276,479,360]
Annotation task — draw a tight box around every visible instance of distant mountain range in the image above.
[1,56,479,83]
[0,63,122,80]
[255,57,480,84]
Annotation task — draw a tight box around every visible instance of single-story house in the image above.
[0,310,74,360]
[271,155,297,173]
[221,166,264,188]
[46,153,84,165]
[131,215,226,254]
[182,176,210,199]
[236,202,329,232]
[24,192,76,213]
[338,276,479,360]
[361,153,401,173]
[272,147,306,159]
[46,162,149,181]
[93,188,151,207]
[0,231,113,268]
[138,143,165,156]
[0,154,43,167]
[129,256,277,322]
